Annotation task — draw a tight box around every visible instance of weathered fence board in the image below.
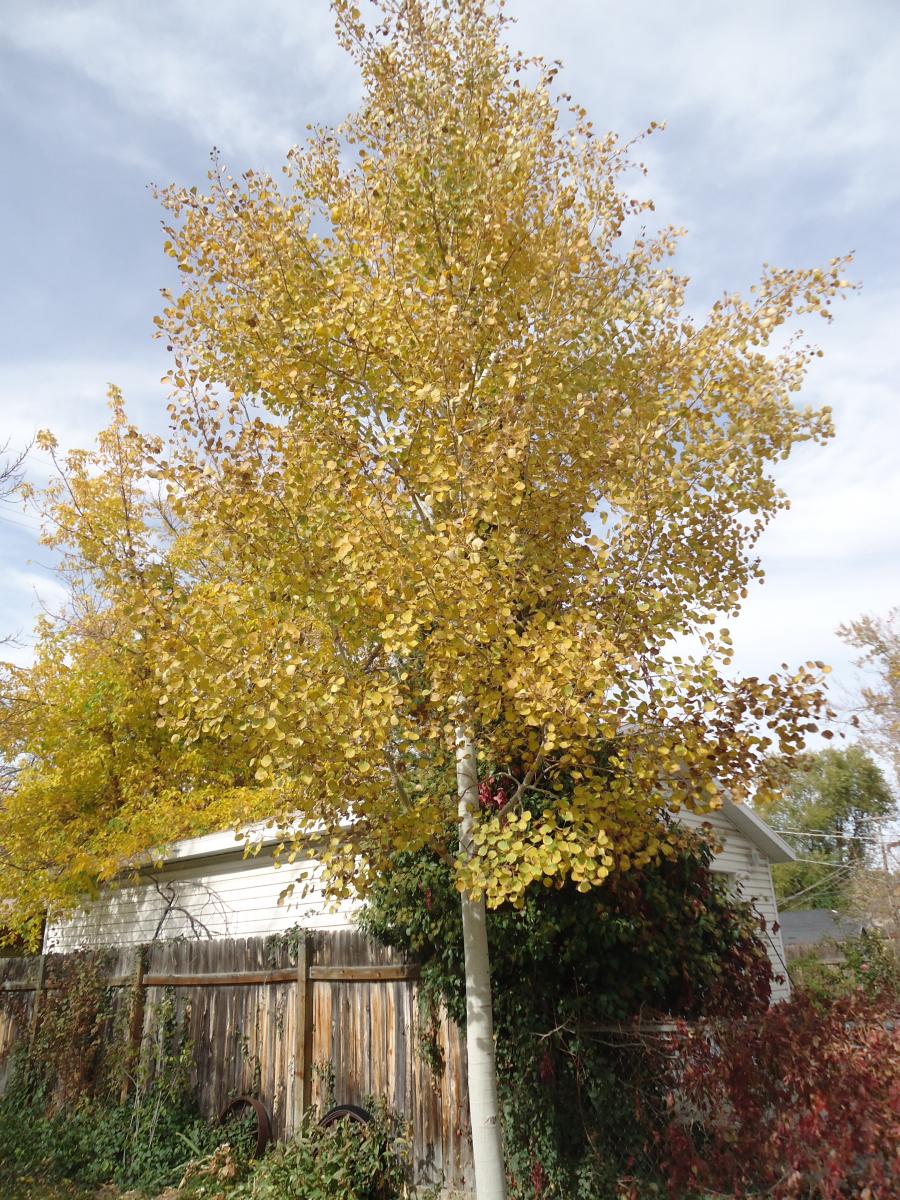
[0,957,37,1095]
[0,932,473,1192]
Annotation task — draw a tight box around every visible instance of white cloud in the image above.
[0,0,356,166]
[756,290,900,565]
[513,0,900,195]
[0,357,169,461]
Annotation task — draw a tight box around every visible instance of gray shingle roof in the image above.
[779,909,864,948]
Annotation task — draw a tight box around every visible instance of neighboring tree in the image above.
[841,609,900,783]
[2,3,850,1194]
[1,437,33,893]
[846,860,900,939]
[0,440,27,503]
[0,442,24,807]
[0,405,247,944]
[756,747,896,910]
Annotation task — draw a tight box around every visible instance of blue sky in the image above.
[1,0,898,737]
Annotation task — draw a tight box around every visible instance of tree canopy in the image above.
[0,405,248,943]
[756,746,896,910]
[1,0,848,936]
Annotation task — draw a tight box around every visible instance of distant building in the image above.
[780,909,865,960]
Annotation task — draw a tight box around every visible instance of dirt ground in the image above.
[0,1183,160,1200]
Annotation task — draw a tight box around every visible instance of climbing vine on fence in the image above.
[0,950,231,1193]
[27,949,120,1104]
[361,823,774,1198]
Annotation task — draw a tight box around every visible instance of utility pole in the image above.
[879,836,900,940]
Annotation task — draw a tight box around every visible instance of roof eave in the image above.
[722,797,797,863]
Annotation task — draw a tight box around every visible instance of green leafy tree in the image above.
[756,747,896,909]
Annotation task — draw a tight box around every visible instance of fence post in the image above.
[294,932,312,1130]
[120,945,148,1102]
[27,953,46,1048]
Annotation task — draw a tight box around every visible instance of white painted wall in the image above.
[44,811,791,1002]
[677,808,791,1002]
[44,850,359,954]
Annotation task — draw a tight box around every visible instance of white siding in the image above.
[677,808,791,1001]
[45,810,792,1003]
[44,852,359,954]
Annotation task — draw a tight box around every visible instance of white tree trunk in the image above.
[456,726,507,1200]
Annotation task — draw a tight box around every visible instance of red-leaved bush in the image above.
[657,990,900,1198]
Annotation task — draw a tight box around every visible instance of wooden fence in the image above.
[0,930,473,1192]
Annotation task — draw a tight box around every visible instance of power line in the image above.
[772,828,889,844]
[0,513,40,533]
[779,864,855,909]
[789,857,864,868]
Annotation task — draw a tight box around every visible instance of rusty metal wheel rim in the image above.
[218,1094,272,1158]
[317,1103,373,1129]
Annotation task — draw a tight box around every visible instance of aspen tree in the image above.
[148,5,846,1192]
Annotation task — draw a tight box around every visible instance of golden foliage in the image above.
[1,1,849,934]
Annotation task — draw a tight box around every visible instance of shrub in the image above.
[0,1064,233,1194]
[0,965,241,1195]
[178,1100,409,1200]
[788,928,900,1006]
[842,928,900,999]
[361,827,774,1198]
[657,989,900,1198]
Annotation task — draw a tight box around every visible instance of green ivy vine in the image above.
[360,824,774,1198]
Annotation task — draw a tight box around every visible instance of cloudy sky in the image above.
[1,0,898,735]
